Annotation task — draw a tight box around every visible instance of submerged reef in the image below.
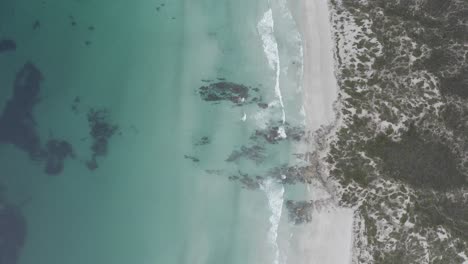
[252,127,282,144]
[44,139,74,175]
[257,102,269,109]
[194,136,210,146]
[0,63,75,176]
[155,3,165,12]
[228,171,262,190]
[0,63,118,173]
[0,40,16,53]
[251,122,305,144]
[86,108,118,171]
[268,165,312,185]
[225,164,313,189]
[32,20,40,30]
[68,15,77,27]
[0,63,43,158]
[225,145,266,164]
[0,204,26,264]
[70,96,80,114]
[198,81,262,105]
[184,155,199,163]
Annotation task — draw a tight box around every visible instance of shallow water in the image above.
[0,0,310,263]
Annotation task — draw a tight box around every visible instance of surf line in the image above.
[257,5,288,264]
[261,178,285,264]
[257,5,286,125]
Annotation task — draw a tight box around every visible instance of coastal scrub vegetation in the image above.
[365,124,466,190]
[329,0,468,261]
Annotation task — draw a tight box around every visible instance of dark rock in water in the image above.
[226,164,311,186]
[88,109,117,153]
[253,126,282,144]
[251,122,305,144]
[199,82,250,105]
[286,200,313,224]
[86,158,98,171]
[44,139,74,175]
[0,63,75,175]
[269,165,311,184]
[68,15,77,27]
[86,108,118,171]
[47,140,73,158]
[205,169,222,175]
[194,136,210,146]
[184,155,199,163]
[228,171,261,190]
[286,126,306,142]
[44,158,64,175]
[91,138,108,156]
[0,39,16,53]
[71,96,80,114]
[32,20,40,30]
[0,63,43,158]
[257,103,268,109]
[0,205,27,264]
[225,145,265,164]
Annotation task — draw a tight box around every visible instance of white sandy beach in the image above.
[300,0,340,131]
[294,0,354,263]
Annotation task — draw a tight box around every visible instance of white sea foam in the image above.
[257,8,289,264]
[260,178,285,264]
[300,105,306,117]
[257,8,286,124]
[277,126,287,139]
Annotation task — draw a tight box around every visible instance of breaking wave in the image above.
[260,178,285,264]
[257,8,286,126]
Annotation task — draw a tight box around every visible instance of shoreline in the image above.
[298,0,339,132]
[293,0,354,263]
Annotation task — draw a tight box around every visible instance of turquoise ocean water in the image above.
[0,0,310,263]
